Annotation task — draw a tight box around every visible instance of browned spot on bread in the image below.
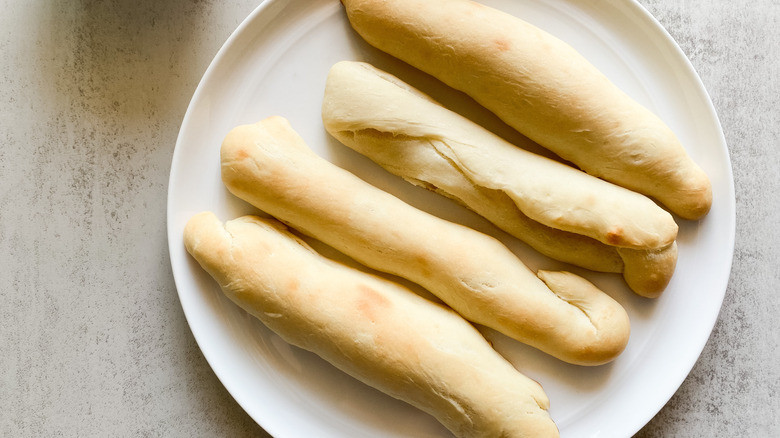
[356,284,391,322]
[494,37,511,52]
[606,228,625,246]
[286,277,300,292]
[235,147,249,160]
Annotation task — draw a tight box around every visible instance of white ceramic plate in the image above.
[167,1,735,436]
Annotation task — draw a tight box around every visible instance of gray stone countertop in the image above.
[1,0,777,436]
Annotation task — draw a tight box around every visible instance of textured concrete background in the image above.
[0,0,777,436]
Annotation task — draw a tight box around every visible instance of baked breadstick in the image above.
[322,61,677,297]
[341,0,712,220]
[221,116,630,365]
[184,212,559,438]
[322,61,676,251]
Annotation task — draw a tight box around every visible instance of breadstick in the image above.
[341,0,712,220]
[184,212,559,438]
[220,116,630,365]
[322,61,677,297]
[322,61,677,250]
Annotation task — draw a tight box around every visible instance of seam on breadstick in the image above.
[398,160,627,274]
[220,116,630,365]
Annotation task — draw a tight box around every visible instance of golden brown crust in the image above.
[184,212,559,437]
[341,0,712,220]
[618,242,678,298]
[220,116,629,365]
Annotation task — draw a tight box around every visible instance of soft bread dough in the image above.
[184,212,559,438]
[322,61,677,297]
[341,0,712,220]
[220,116,630,365]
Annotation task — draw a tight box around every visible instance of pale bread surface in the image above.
[220,116,630,365]
[341,0,712,220]
[184,212,559,437]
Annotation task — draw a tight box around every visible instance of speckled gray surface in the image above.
[1,0,777,437]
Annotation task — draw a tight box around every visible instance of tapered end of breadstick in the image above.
[537,270,630,366]
[671,174,713,220]
[183,212,235,282]
[618,242,678,298]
